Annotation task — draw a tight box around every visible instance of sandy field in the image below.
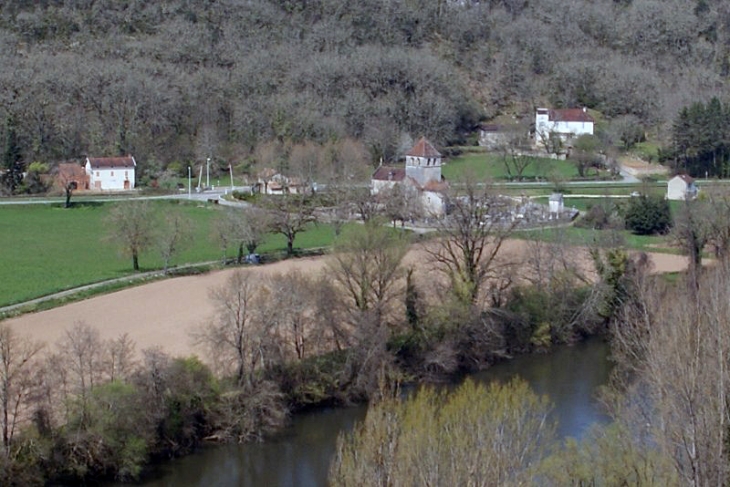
[5,241,689,358]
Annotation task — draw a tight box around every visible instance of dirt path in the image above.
[5,243,689,358]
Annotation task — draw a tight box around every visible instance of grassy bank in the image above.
[0,201,340,307]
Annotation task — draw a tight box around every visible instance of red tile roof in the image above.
[548,109,594,123]
[422,179,449,192]
[674,174,695,184]
[406,137,441,158]
[372,166,406,181]
[87,156,136,168]
[58,163,87,179]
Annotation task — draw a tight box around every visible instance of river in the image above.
[117,338,611,487]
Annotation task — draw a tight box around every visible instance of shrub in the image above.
[575,201,623,230]
[624,195,671,235]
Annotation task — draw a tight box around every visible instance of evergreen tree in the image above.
[624,195,672,236]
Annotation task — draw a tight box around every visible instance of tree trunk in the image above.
[287,237,294,256]
[133,253,139,271]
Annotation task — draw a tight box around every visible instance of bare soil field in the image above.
[620,155,669,177]
[5,242,689,358]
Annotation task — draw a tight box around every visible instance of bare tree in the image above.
[379,184,422,228]
[213,206,269,264]
[0,325,44,457]
[57,322,103,426]
[672,199,711,289]
[104,334,136,383]
[328,221,408,321]
[426,180,519,307]
[194,271,272,387]
[498,122,533,181]
[265,271,315,360]
[106,201,155,271]
[263,193,317,256]
[352,188,381,223]
[156,209,195,273]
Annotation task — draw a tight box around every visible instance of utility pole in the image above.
[188,166,191,199]
[229,164,234,190]
[206,157,210,189]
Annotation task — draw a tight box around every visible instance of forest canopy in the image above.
[1,0,729,180]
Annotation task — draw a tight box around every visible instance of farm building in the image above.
[85,156,136,190]
[667,174,698,201]
[56,163,89,191]
[535,108,594,145]
[255,168,308,195]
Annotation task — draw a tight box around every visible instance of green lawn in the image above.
[516,226,673,253]
[0,201,341,307]
[442,153,584,181]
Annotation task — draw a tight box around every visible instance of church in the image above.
[371,137,448,216]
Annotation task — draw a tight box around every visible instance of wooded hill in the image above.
[1,0,728,182]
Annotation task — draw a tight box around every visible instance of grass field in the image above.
[0,201,340,307]
[442,152,592,181]
[516,226,673,253]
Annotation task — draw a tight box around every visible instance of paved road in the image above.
[0,187,247,206]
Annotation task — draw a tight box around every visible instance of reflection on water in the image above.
[115,338,610,487]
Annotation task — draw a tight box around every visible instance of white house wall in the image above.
[86,164,135,190]
[420,191,445,216]
[371,179,397,195]
[667,178,688,200]
[535,115,593,143]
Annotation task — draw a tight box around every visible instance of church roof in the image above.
[372,166,406,181]
[406,137,441,158]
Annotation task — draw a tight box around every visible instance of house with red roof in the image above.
[371,137,448,216]
[534,107,594,145]
[85,156,136,190]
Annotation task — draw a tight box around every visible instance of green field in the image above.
[516,226,673,253]
[0,201,340,307]
[442,153,587,181]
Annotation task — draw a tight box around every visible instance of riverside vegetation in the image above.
[4,175,713,485]
[6,182,730,483]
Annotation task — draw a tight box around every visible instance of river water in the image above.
[122,338,611,487]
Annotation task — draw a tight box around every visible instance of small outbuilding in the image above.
[56,163,89,191]
[549,193,564,215]
[667,174,698,201]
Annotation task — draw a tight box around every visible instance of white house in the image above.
[85,156,136,190]
[535,107,594,145]
[371,137,448,216]
[667,174,698,201]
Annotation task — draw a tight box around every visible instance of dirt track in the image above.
[5,242,689,357]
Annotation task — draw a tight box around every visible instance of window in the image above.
[125,171,128,177]
[96,171,100,176]
[111,171,114,176]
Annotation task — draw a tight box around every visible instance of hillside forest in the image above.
[2,0,730,190]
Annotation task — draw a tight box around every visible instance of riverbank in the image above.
[4,241,688,357]
[0,238,688,485]
[112,339,612,487]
